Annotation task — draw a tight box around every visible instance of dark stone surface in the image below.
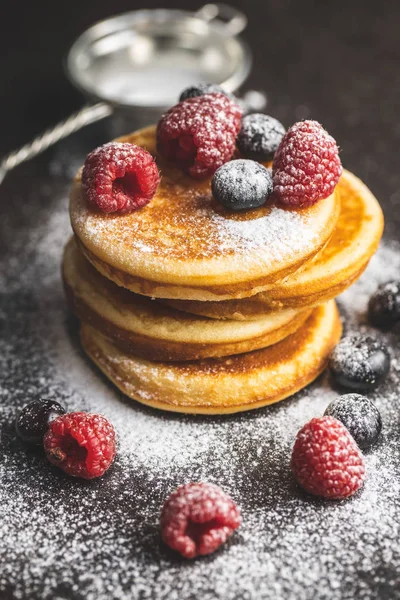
[1,1,400,599]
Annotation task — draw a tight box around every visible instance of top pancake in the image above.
[165,170,384,318]
[70,126,340,301]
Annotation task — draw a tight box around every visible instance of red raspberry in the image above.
[160,483,241,559]
[43,412,116,479]
[291,416,365,499]
[156,94,242,179]
[272,120,342,207]
[82,142,160,214]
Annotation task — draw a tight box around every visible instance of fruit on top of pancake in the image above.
[329,335,391,392]
[237,113,286,162]
[156,93,242,179]
[291,416,365,499]
[179,82,237,104]
[324,394,382,450]
[368,280,400,328]
[272,120,342,208]
[212,159,273,211]
[82,142,160,214]
[44,412,116,479]
[15,398,66,445]
[160,483,241,559]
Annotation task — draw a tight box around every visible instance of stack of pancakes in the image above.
[64,126,384,414]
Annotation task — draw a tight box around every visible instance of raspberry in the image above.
[291,416,365,499]
[43,412,116,479]
[160,483,241,558]
[82,142,160,214]
[272,120,342,207]
[156,94,242,179]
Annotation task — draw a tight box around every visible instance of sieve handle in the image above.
[0,102,113,184]
[196,3,248,36]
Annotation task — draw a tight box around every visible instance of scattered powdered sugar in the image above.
[1,181,400,599]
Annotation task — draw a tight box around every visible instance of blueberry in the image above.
[237,114,286,162]
[15,399,66,445]
[329,335,390,392]
[212,159,273,211]
[324,394,382,449]
[179,83,237,104]
[368,280,400,328]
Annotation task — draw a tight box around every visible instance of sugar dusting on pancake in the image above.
[73,191,320,262]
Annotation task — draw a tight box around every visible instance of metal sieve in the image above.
[1,3,264,183]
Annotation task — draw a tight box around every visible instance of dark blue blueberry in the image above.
[368,280,400,328]
[179,83,237,104]
[212,159,273,211]
[237,114,286,162]
[324,394,382,449]
[329,335,390,392]
[16,398,66,445]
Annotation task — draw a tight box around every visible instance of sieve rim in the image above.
[65,7,252,110]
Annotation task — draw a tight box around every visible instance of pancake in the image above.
[70,125,340,301]
[165,170,384,319]
[63,239,311,361]
[80,300,342,414]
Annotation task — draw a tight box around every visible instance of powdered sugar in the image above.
[72,188,324,269]
[1,181,400,599]
[212,205,319,258]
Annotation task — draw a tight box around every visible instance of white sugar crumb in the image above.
[1,183,400,599]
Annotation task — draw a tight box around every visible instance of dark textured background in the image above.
[1,0,400,238]
[1,1,400,599]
